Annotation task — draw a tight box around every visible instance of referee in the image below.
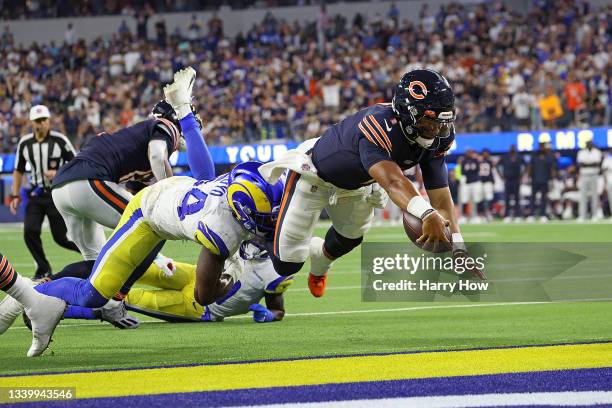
[9,105,79,279]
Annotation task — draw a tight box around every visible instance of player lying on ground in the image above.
[0,253,65,357]
[50,67,214,284]
[13,240,288,332]
[126,240,290,323]
[260,69,484,297]
[10,161,283,355]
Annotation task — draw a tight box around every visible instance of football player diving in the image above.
[260,69,485,297]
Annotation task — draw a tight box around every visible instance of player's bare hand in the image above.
[417,211,450,246]
[9,196,21,215]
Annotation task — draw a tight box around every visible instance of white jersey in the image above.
[141,174,249,258]
[206,241,293,321]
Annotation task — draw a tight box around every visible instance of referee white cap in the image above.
[29,105,51,121]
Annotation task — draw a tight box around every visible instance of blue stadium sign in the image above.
[2,127,611,172]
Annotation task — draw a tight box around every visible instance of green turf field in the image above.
[1,221,612,376]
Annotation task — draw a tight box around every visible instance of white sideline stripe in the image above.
[7,298,611,331]
[246,391,612,408]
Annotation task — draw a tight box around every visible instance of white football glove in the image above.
[154,254,176,277]
[163,66,196,119]
[366,184,389,209]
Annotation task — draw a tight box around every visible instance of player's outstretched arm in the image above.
[369,160,449,245]
[164,66,215,180]
[427,187,459,234]
[180,112,215,181]
[194,246,227,306]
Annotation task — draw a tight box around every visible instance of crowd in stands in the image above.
[0,0,336,20]
[0,0,611,153]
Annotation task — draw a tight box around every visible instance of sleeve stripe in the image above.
[0,255,16,289]
[368,115,393,152]
[357,123,379,147]
[156,118,181,152]
[361,119,391,155]
[196,222,229,259]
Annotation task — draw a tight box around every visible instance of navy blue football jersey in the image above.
[311,103,454,190]
[461,157,480,183]
[53,118,180,187]
[479,159,494,182]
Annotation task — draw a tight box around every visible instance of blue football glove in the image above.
[249,303,275,323]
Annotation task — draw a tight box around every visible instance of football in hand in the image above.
[402,211,452,253]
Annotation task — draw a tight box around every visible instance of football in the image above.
[402,211,453,253]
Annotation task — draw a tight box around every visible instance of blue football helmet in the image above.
[227,161,284,239]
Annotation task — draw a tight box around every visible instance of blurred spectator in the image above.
[479,149,495,220]
[500,144,524,221]
[564,71,588,126]
[0,0,610,153]
[576,140,602,221]
[459,149,482,223]
[64,23,76,45]
[528,142,557,222]
[538,85,564,129]
[63,106,79,142]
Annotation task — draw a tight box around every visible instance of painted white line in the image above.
[7,298,610,331]
[246,391,612,408]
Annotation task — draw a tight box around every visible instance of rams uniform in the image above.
[125,241,293,322]
[89,174,250,300]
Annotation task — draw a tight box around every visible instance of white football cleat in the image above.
[163,67,196,117]
[25,295,66,357]
[0,295,24,335]
[99,299,140,330]
[0,278,37,335]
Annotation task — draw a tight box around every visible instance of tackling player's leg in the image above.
[34,188,165,313]
[0,253,65,357]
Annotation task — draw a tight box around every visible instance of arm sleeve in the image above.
[358,135,393,172]
[180,113,215,181]
[147,139,170,181]
[420,155,449,190]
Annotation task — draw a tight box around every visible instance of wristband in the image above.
[406,195,434,220]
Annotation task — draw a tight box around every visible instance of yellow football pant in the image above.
[125,262,204,321]
[89,189,165,299]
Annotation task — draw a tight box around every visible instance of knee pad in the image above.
[324,227,363,259]
[269,252,304,276]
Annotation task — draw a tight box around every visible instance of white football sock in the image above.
[309,237,334,276]
[3,274,39,309]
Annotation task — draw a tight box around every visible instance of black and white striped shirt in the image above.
[14,130,76,191]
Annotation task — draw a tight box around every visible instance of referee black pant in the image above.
[23,191,79,278]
